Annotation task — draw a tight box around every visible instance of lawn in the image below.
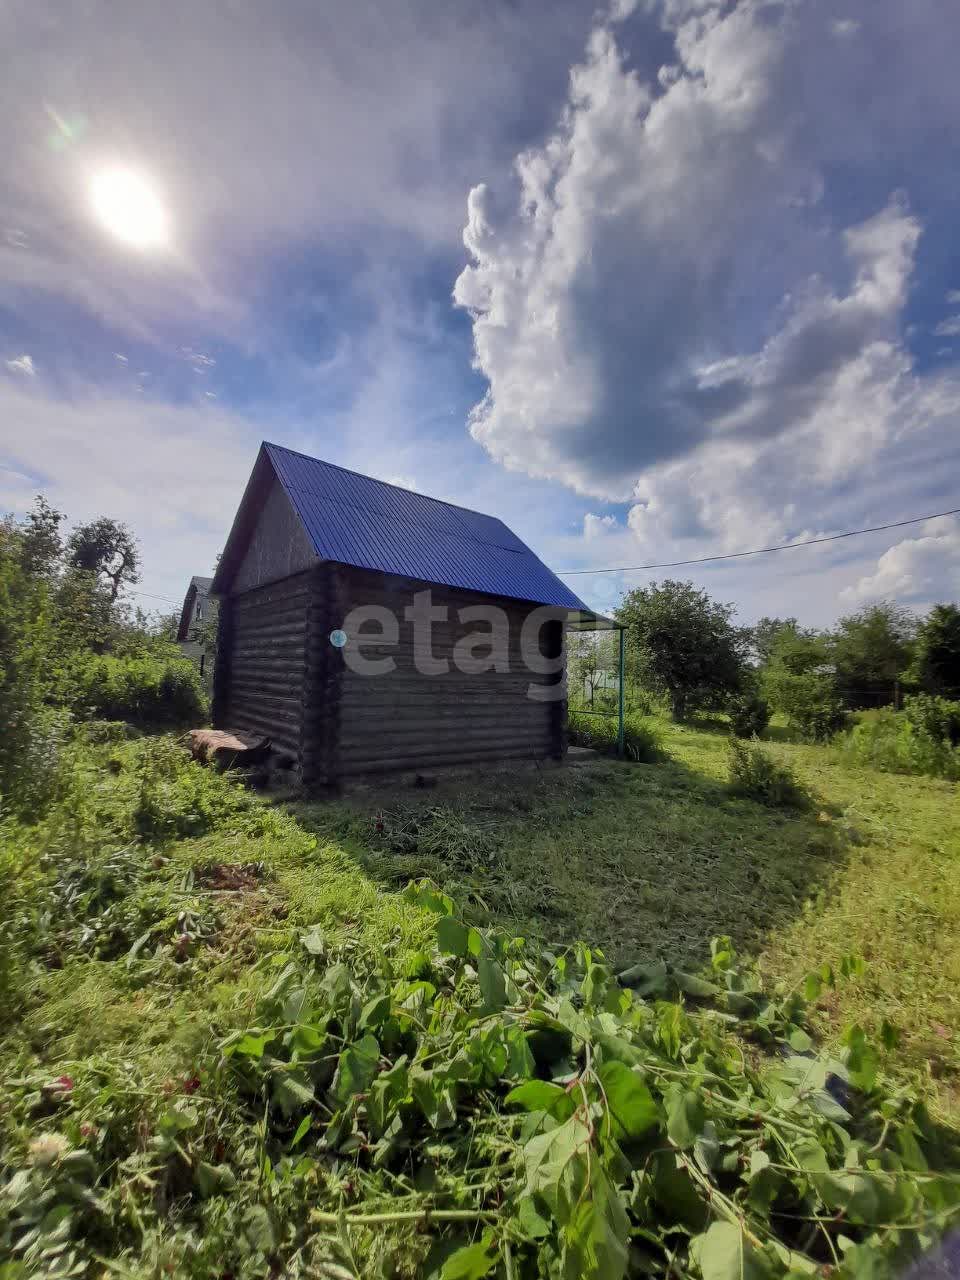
[2,718,959,1275]
[6,719,960,1108]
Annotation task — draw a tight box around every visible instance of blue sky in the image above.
[1,0,958,626]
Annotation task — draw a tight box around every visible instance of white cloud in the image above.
[831,18,861,36]
[934,316,960,337]
[0,376,260,602]
[841,519,960,606]
[454,0,960,605]
[583,512,618,538]
[5,353,35,376]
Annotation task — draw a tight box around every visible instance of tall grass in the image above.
[60,652,208,727]
[567,709,662,761]
[834,700,960,781]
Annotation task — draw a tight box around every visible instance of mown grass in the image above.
[3,713,959,1131]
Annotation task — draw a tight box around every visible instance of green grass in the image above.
[3,717,960,1275]
[5,719,959,1116]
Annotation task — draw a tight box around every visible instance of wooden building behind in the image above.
[210,443,603,787]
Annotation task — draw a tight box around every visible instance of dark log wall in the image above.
[215,572,313,763]
[329,568,566,780]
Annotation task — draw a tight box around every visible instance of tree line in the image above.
[572,578,960,741]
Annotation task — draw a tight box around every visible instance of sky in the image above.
[1,0,958,628]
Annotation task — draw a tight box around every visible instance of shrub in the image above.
[727,691,771,738]
[763,667,846,740]
[728,738,810,808]
[568,711,662,761]
[904,693,960,748]
[835,702,960,781]
[60,652,207,727]
[0,705,71,819]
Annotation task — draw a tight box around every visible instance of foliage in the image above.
[834,699,960,782]
[727,692,771,739]
[761,628,846,741]
[833,602,916,705]
[65,516,140,601]
[728,739,810,809]
[59,651,207,727]
[568,711,662,761]
[909,604,960,699]
[0,517,64,817]
[904,693,960,748]
[750,617,799,666]
[617,580,750,720]
[3,883,958,1279]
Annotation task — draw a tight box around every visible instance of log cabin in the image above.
[209,442,609,786]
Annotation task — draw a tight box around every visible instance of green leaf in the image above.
[223,1030,274,1059]
[273,1071,316,1117]
[690,1221,769,1280]
[439,1238,498,1279]
[403,880,455,915]
[410,1066,458,1129]
[242,1204,275,1254]
[506,1079,575,1120]
[437,915,472,957]
[195,1161,236,1198]
[666,1085,705,1148]
[524,1114,592,1209]
[300,924,325,955]
[359,993,392,1029]
[617,959,670,997]
[332,1033,380,1104]
[674,970,722,999]
[478,957,507,1011]
[803,972,822,1002]
[843,1024,879,1091]
[367,1056,409,1138]
[563,1163,630,1280]
[289,1115,312,1150]
[597,1060,660,1141]
[657,1004,685,1058]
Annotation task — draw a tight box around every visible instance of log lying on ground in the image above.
[188,729,272,767]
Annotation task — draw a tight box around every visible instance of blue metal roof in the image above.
[260,442,590,611]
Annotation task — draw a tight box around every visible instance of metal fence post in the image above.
[617,627,625,758]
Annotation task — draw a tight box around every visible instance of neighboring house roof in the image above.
[211,441,593,613]
[176,576,215,642]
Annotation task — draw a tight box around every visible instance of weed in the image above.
[727,691,771,738]
[728,737,810,809]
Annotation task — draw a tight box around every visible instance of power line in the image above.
[128,588,181,604]
[557,505,960,576]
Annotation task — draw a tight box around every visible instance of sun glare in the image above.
[89,167,169,249]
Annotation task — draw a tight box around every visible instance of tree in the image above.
[833,601,915,703]
[66,518,140,601]
[761,626,844,739]
[18,495,64,578]
[910,603,960,699]
[616,579,749,719]
[751,616,800,666]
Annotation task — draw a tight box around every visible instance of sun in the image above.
[89,167,169,249]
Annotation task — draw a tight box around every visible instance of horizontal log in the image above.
[233,573,312,603]
[230,695,303,716]
[336,745,556,776]
[229,677,304,701]
[229,659,306,680]
[231,618,308,642]
[337,731,554,757]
